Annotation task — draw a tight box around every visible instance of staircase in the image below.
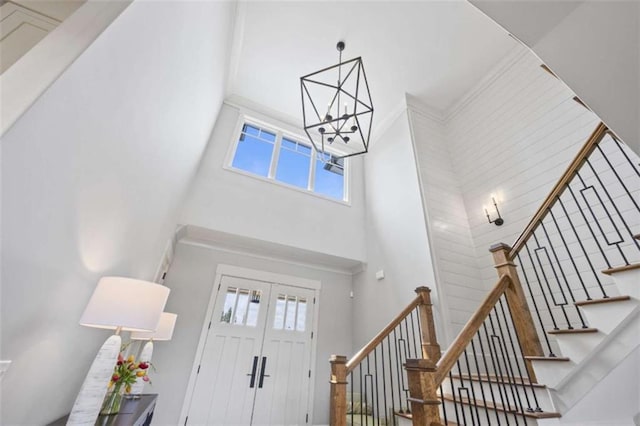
[329,123,640,425]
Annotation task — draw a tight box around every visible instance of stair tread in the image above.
[547,327,598,334]
[441,394,561,418]
[450,374,545,388]
[575,295,632,306]
[602,263,640,275]
[525,356,571,361]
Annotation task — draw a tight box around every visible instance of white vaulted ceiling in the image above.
[228,0,518,124]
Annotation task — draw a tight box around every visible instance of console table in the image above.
[49,394,157,426]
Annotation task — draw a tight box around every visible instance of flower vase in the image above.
[100,383,125,415]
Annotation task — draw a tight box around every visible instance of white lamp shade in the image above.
[79,277,170,332]
[130,312,177,341]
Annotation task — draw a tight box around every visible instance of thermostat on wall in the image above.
[375,270,385,280]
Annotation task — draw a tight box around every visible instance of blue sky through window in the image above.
[231,122,345,201]
[232,124,275,177]
[276,138,311,189]
[315,154,344,200]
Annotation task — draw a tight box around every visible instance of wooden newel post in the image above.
[415,287,441,362]
[329,355,348,426]
[405,359,442,426]
[490,243,544,381]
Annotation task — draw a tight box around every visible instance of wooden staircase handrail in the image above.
[346,294,422,373]
[509,122,609,259]
[435,275,512,384]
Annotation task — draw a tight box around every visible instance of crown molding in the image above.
[405,93,445,124]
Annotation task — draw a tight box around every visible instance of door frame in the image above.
[180,264,322,426]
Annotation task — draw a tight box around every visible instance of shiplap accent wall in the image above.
[408,102,485,338]
[407,45,638,336]
[444,45,602,294]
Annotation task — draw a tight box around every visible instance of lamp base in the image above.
[67,334,121,425]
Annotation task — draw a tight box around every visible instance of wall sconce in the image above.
[484,197,504,226]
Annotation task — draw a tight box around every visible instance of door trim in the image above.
[179,264,321,425]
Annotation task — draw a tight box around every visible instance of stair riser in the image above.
[610,268,640,300]
[443,377,556,412]
[441,399,539,426]
[577,299,639,334]
[529,360,575,389]
[552,331,606,363]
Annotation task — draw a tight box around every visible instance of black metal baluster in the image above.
[392,329,404,413]
[557,197,609,297]
[470,336,494,425]
[476,327,503,426]
[373,346,384,426]
[532,231,573,329]
[349,370,354,425]
[487,311,520,424]
[539,218,589,328]
[359,363,364,425]
[496,298,535,412]
[548,208,593,300]
[385,335,397,421]
[567,180,613,269]
[399,320,410,410]
[481,322,512,424]
[493,299,530,423]
[585,156,640,254]
[524,241,561,332]
[503,296,543,412]
[462,349,482,425]
[380,339,389,425]
[515,252,555,355]
[448,368,462,426]
[440,383,449,425]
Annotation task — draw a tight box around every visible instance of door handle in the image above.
[247,356,259,388]
[258,356,270,388]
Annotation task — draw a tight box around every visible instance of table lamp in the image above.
[128,312,177,396]
[67,277,170,425]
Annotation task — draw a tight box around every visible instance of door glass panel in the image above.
[220,287,237,323]
[220,287,262,327]
[234,289,250,324]
[273,294,286,330]
[296,298,307,331]
[246,290,261,327]
[284,296,297,330]
[273,294,308,331]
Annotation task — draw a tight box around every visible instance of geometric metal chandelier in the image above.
[300,41,374,159]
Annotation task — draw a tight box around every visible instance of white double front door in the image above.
[186,275,316,425]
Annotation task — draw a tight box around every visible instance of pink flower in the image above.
[142,376,150,382]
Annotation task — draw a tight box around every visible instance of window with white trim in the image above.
[230,122,346,201]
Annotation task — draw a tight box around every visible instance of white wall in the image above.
[180,102,367,262]
[444,46,601,291]
[0,1,234,423]
[408,99,485,339]
[470,0,640,157]
[0,0,131,136]
[351,109,440,348]
[149,241,353,426]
